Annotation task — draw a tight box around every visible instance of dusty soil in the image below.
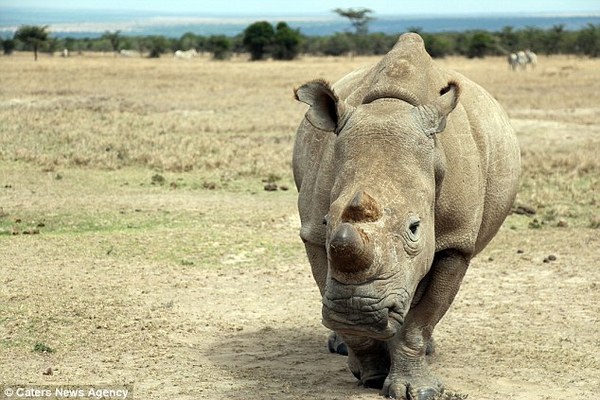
[0,52,599,399]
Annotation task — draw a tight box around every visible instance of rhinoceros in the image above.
[292,33,520,399]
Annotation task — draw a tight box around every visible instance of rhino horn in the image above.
[341,191,382,223]
[328,223,374,273]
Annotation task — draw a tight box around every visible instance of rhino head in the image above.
[295,79,460,340]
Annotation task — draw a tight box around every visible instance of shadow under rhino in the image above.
[202,327,375,398]
[202,326,467,399]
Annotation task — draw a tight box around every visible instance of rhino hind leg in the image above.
[425,337,436,356]
[337,335,391,389]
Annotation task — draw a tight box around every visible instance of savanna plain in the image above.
[0,50,598,400]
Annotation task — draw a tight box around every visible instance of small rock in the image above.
[279,185,289,191]
[513,204,536,215]
[556,220,568,228]
[43,367,53,376]
[264,183,278,191]
[487,256,494,262]
[516,249,524,254]
[543,258,549,263]
[548,254,557,261]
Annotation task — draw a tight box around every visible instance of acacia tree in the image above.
[14,25,49,60]
[333,8,374,35]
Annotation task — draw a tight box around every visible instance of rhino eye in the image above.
[407,219,421,241]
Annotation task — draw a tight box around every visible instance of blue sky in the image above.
[2,0,600,15]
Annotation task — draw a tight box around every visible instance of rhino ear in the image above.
[294,79,347,133]
[414,81,460,137]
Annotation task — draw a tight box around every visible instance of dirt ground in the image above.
[1,51,599,399]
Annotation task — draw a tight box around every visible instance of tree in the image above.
[14,25,49,60]
[145,35,170,58]
[2,38,16,55]
[422,33,453,58]
[243,21,274,60]
[102,30,121,53]
[272,22,302,60]
[207,35,232,60]
[179,32,202,52]
[498,26,519,52]
[576,24,600,57]
[467,31,495,58]
[321,33,353,56]
[333,8,374,35]
[44,37,60,55]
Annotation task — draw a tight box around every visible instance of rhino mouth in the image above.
[321,281,408,340]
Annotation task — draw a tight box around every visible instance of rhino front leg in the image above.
[383,250,469,400]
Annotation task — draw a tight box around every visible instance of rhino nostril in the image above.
[329,222,374,272]
[330,223,362,253]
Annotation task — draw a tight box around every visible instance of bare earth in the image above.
[0,52,599,400]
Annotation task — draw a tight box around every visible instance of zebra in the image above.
[507,53,518,71]
[525,49,538,70]
[516,51,528,70]
[174,49,198,59]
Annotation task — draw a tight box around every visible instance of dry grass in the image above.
[0,52,368,184]
[1,52,598,225]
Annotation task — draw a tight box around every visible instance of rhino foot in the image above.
[381,363,442,400]
[327,331,348,355]
[382,356,444,400]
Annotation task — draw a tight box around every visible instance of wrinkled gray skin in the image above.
[292,33,520,399]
